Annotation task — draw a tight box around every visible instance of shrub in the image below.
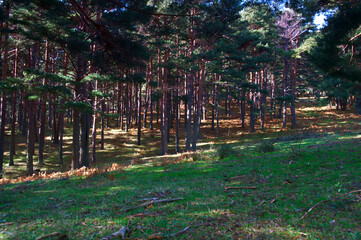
[217,144,235,159]
[256,140,276,153]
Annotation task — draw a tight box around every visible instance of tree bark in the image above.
[26,100,35,176]
[9,46,18,166]
[137,83,142,145]
[92,80,98,163]
[38,41,50,166]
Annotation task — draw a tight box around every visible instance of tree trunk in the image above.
[240,89,246,129]
[211,83,215,131]
[290,58,297,128]
[216,85,220,138]
[150,87,153,130]
[137,83,142,145]
[58,99,64,166]
[26,100,35,176]
[9,46,18,166]
[92,80,98,163]
[192,60,205,151]
[101,99,105,150]
[38,41,50,166]
[185,74,193,151]
[260,67,267,130]
[79,82,90,168]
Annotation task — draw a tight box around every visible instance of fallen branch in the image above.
[101,226,128,240]
[163,226,190,237]
[125,198,184,212]
[301,189,361,220]
[225,186,257,190]
[139,198,184,208]
[224,175,246,181]
[35,232,68,240]
[0,222,14,226]
[126,212,157,218]
[137,197,159,202]
[270,197,278,204]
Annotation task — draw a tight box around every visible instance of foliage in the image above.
[256,140,276,153]
[217,144,236,159]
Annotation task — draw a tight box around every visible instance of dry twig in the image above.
[224,175,246,181]
[35,232,68,240]
[225,186,257,190]
[163,227,190,237]
[126,198,184,212]
[101,226,128,240]
[301,189,361,220]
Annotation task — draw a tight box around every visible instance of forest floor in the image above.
[1,97,361,180]
[0,98,361,239]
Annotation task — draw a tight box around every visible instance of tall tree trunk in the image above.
[211,82,215,131]
[9,47,18,166]
[240,88,246,129]
[19,91,25,135]
[175,87,180,153]
[137,83,142,145]
[160,50,168,155]
[215,85,220,137]
[0,3,8,176]
[26,100,35,176]
[72,108,80,170]
[290,58,297,128]
[260,67,267,130]
[125,83,129,132]
[92,80,98,163]
[185,74,193,151]
[249,73,256,132]
[38,41,50,166]
[150,86,153,130]
[52,99,59,144]
[101,99,105,150]
[58,99,64,166]
[192,60,205,151]
[59,55,67,166]
[80,82,90,168]
[282,44,289,128]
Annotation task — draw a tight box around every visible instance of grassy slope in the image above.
[1,131,361,239]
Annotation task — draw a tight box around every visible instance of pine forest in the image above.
[0,0,360,239]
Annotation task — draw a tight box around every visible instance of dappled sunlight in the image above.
[2,99,361,183]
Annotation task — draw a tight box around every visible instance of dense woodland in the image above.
[0,0,360,177]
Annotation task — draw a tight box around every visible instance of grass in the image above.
[0,131,361,239]
[0,98,361,239]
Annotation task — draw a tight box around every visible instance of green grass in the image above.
[1,131,360,239]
